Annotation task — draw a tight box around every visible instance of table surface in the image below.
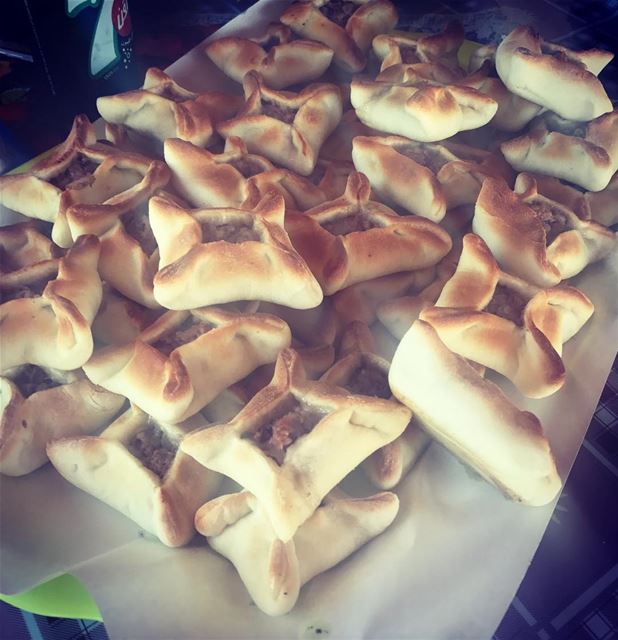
[0,0,617,639]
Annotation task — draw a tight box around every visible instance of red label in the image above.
[112,0,132,37]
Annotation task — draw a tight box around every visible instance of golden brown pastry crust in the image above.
[0,370,125,476]
[216,71,343,176]
[82,307,291,424]
[0,223,62,276]
[0,235,102,372]
[47,406,220,547]
[419,233,594,398]
[500,109,618,192]
[150,194,323,310]
[285,172,452,295]
[473,176,616,286]
[97,68,242,153]
[194,489,399,616]
[495,26,613,122]
[350,77,497,142]
[280,0,397,73]
[181,348,410,541]
[389,320,562,506]
[205,27,333,89]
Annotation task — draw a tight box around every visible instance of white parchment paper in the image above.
[1,1,617,637]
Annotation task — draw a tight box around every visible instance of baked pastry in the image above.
[280,0,398,73]
[216,71,343,176]
[352,135,512,218]
[97,68,242,153]
[204,23,333,89]
[372,21,465,72]
[0,367,125,476]
[194,489,399,616]
[91,285,163,346]
[181,348,411,541]
[47,406,220,547]
[350,77,497,141]
[0,115,96,231]
[0,223,63,275]
[586,174,618,227]
[495,26,613,122]
[0,235,102,372]
[82,306,291,424]
[149,194,323,310]
[321,325,431,489]
[500,108,618,192]
[419,233,594,398]
[285,172,452,295]
[389,320,562,506]
[473,176,616,286]
[163,137,326,211]
[332,267,437,328]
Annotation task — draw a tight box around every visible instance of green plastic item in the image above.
[0,574,102,621]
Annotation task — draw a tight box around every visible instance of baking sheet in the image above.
[1,0,617,637]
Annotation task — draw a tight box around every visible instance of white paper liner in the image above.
[1,1,617,638]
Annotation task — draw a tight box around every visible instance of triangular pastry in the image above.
[280,0,398,73]
[0,235,102,372]
[181,348,410,541]
[205,23,333,89]
[194,490,399,616]
[97,68,242,153]
[47,406,220,547]
[389,320,562,506]
[495,25,613,122]
[217,71,343,176]
[150,194,323,310]
[285,172,452,295]
[419,233,594,398]
[0,367,125,476]
[83,307,291,424]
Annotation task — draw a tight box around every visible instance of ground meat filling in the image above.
[258,36,281,52]
[319,0,358,27]
[128,422,178,478]
[11,365,61,397]
[151,316,213,356]
[399,45,420,64]
[49,155,99,190]
[485,284,528,326]
[396,144,447,174]
[229,157,266,178]
[121,209,158,255]
[261,100,297,124]
[251,398,325,465]
[528,201,571,245]
[0,278,49,303]
[321,212,380,235]
[0,247,22,273]
[347,363,391,399]
[201,219,260,243]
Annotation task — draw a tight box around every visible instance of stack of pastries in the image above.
[0,0,616,617]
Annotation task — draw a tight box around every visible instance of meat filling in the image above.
[529,201,571,245]
[11,364,61,397]
[347,363,391,399]
[121,209,158,255]
[157,86,185,102]
[201,219,260,243]
[485,284,528,326]
[261,100,297,124]
[321,212,380,235]
[151,316,213,356]
[128,422,178,478]
[229,157,266,178]
[49,155,98,190]
[396,144,447,174]
[399,45,420,64]
[258,36,280,53]
[251,399,325,465]
[319,0,358,27]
